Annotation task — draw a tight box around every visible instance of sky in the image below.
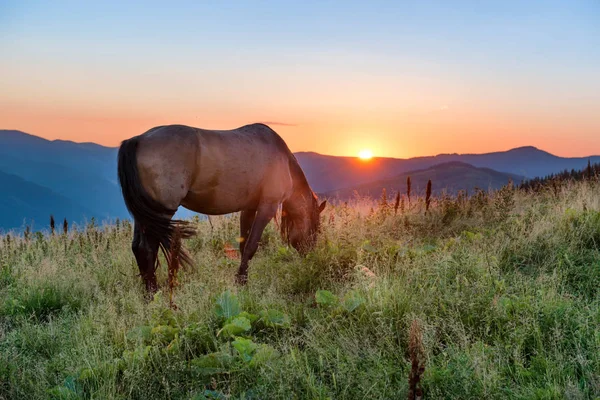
[1,0,599,158]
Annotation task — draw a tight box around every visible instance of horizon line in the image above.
[2,128,600,160]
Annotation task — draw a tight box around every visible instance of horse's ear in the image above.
[318,200,327,213]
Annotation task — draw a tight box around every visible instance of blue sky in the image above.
[1,1,599,157]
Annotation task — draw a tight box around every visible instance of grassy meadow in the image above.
[1,181,600,399]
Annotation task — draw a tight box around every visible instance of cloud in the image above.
[258,121,298,127]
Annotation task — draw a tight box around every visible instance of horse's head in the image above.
[281,193,326,254]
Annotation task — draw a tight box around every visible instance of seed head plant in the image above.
[425,180,432,213]
[408,319,425,400]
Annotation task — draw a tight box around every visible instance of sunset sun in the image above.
[358,149,373,160]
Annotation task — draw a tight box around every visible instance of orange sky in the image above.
[1,2,599,158]
[2,97,598,158]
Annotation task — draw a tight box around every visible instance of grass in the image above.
[1,180,599,399]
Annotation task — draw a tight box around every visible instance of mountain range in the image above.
[1,129,599,231]
[322,162,525,200]
[295,147,600,193]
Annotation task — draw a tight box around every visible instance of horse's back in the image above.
[134,124,294,214]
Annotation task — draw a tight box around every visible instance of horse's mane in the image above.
[253,123,315,244]
[280,152,316,244]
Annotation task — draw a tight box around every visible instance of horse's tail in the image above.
[117,136,196,267]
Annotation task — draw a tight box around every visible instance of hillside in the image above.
[296,146,600,193]
[1,179,598,398]
[322,161,525,200]
[0,169,93,231]
[0,130,117,182]
[1,129,599,230]
[0,130,127,228]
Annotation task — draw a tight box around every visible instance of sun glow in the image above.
[358,149,373,160]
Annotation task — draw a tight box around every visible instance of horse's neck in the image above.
[285,162,313,216]
[283,183,314,216]
[286,186,312,214]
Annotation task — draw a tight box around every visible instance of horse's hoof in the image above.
[146,284,158,294]
[235,273,248,286]
[143,283,159,302]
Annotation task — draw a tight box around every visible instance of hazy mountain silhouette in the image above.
[0,130,197,230]
[0,130,126,230]
[0,130,117,181]
[295,147,600,193]
[0,169,93,232]
[322,162,524,200]
[1,129,598,230]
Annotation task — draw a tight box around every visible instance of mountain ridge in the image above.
[321,161,525,200]
[1,129,599,230]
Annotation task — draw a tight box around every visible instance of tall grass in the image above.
[1,180,599,399]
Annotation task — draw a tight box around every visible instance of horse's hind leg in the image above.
[236,202,278,285]
[239,209,256,257]
[132,221,160,294]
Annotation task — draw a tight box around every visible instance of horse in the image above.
[117,123,326,292]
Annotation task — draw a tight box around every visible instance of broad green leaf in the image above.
[235,311,259,323]
[63,376,77,392]
[218,316,251,337]
[191,352,233,375]
[165,337,180,354]
[341,290,366,312]
[47,386,78,400]
[151,325,179,344]
[315,290,338,307]
[232,337,257,362]
[78,368,94,381]
[122,345,153,364]
[152,308,177,327]
[250,344,280,367]
[126,325,152,343]
[214,291,241,319]
[420,244,437,254]
[202,390,227,399]
[259,309,291,328]
[362,241,377,253]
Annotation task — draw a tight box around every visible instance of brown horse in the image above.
[117,123,326,292]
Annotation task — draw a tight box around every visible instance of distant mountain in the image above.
[0,130,117,182]
[0,130,196,231]
[296,146,600,193]
[0,130,127,229]
[1,128,599,230]
[322,162,524,200]
[0,169,93,232]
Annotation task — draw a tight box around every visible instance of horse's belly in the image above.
[180,185,259,215]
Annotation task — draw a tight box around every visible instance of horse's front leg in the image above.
[239,209,256,257]
[235,202,278,285]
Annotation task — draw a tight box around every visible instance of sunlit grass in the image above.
[1,180,599,399]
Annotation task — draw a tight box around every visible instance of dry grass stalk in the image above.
[407,176,412,204]
[425,180,432,213]
[380,188,388,206]
[63,218,68,235]
[50,215,55,235]
[408,319,425,400]
[168,226,182,309]
[394,192,401,215]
